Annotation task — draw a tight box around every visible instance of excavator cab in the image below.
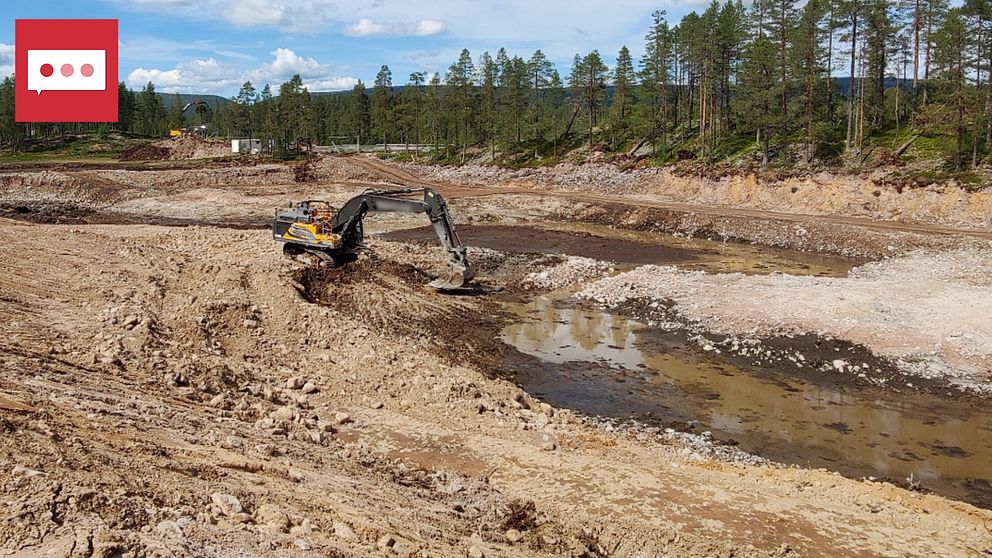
[273,188,475,290]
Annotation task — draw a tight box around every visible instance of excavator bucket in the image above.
[428,262,475,291]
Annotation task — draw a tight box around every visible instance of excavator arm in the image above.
[273,187,475,290]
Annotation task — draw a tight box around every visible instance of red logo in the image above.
[15,19,118,122]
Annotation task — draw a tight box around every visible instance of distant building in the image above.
[231,138,263,154]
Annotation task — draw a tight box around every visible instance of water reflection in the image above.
[502,295,992,505]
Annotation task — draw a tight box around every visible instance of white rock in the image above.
[255,504,289,532]
[210,492,242,516]
[11,465,47,478]
[333,521,357,541]
[286,377,305,389]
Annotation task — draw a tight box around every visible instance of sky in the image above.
[0,0,711,97]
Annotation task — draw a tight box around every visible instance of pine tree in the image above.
[347,80,370,151]
[235,81,256,140]
[738,35,780,164]
[641,10,674,152]
[254,84,275,153]
[371,65,393,147]
[922,0,950,103]
[792,0,829,162]
[611,46,637,148]
[548,70,564,157]
[0,76,24,149]
[446,49,476,161]
[864,0,894,134]
[932,7,972,167]
[962,0,992,154]
[527,50,554,156]
[578,50,608,150]
[406,72,426,149]
[117,83,135,133]
[426,73,442,151]
[478,52,499,159]
[277,75,310,154]
[502,56,527,148]
[135,82,164,136]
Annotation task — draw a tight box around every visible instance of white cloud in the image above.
[128,57,241,92]
[127,48,357,93]
[106,0,691,43]
[223,0,287,27]
[0,43,14,78]
[249,48,324,80]
[344,18,446,37]
[214,49,257,61]
[305,77,359,90]
[108,0,336,33]
[108,0,718,79]
[344,18,387,37]
[415,19,446,36]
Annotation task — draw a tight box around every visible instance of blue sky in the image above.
[0,1,710,96]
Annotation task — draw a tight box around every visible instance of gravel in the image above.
[522,256,613,290]
[576,249,992,392]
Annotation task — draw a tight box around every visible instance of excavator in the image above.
[272,187,475,290]
[169,101,210,138]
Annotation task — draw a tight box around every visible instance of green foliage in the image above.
[4,0,992,175]
[371,65,393,144]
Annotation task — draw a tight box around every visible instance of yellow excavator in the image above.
[272,187,475,290]
[169,101,210,138]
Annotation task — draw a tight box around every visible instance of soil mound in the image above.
[119,143,170,161]
[294,256,503,371]
[119,137,230,161]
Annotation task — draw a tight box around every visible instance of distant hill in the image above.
[158,93,232,111]
[171,77,909,107]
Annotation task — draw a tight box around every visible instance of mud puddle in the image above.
[457,224,992,507]
[382,223,861,275]
[502,290,992,509]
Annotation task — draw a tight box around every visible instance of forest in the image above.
[2,0,991,171]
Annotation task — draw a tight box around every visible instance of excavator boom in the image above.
[273,187,475,290]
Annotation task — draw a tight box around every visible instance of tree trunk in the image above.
[846,9,859,152]
[828,6,835,121]
[893,133,921,159]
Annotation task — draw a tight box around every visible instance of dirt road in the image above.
[1,155,991,557]
[349,156,992,241]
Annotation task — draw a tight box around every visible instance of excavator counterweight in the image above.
[272,187,475,290]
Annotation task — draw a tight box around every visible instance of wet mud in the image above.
[383,223,862,275]
[0,201,268,229]
[382,224,709,267]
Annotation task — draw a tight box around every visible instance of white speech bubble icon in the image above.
[27,50,107,95]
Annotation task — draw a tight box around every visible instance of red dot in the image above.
[40,64,53,77]
[81,64,94,77]
[60,64,73,77]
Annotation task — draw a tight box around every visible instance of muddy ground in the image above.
[1,154,991,557]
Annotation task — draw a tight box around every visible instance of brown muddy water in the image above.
[446,223,992,509]
[381,223,863,275]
